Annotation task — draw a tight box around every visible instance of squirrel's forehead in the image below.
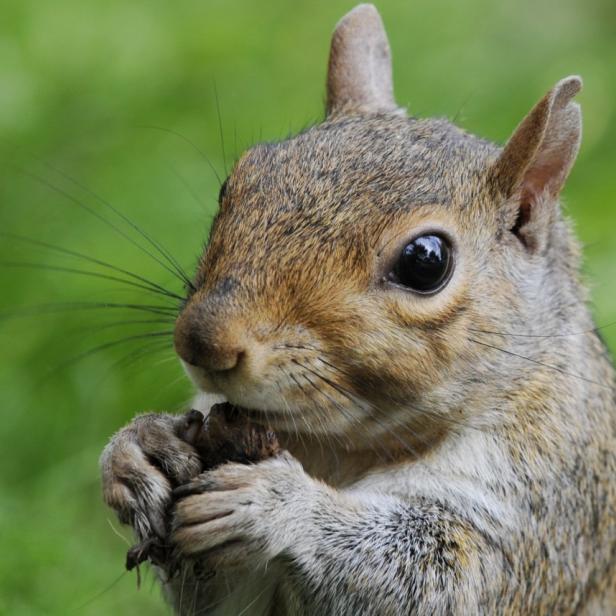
[231,117,498,208]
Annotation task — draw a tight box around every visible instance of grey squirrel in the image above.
[100,4,616,614]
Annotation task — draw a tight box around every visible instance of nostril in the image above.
[207,346,245,373]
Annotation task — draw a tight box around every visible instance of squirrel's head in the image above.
[174,4,584,447]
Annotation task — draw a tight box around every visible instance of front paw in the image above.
[171,453,310,568]
[100,413,202,540]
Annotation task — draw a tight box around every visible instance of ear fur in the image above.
[326,4,400,117]
[493,76,582,251]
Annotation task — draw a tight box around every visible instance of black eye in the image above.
[389,234,453,294]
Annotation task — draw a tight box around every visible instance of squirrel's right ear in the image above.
[492,76,582,249]
[491,77,582,250]
[326,4,401,118]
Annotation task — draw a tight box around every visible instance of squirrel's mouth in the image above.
[193,388,286,423]
[220,402,270,423]
[185,402,267,432]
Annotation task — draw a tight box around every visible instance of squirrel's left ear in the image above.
[492,76,582,250]
[326,4,401,117]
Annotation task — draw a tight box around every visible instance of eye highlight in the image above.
[388,234,453,294]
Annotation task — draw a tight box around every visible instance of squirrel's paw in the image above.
[100,413,202,540]
[171,452,310,568]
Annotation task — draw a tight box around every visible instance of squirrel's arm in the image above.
[172,454,506,614]
[278,479,504,614]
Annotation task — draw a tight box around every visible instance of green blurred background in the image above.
[0,0,614,613]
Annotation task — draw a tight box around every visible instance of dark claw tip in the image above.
[126,536,169,570]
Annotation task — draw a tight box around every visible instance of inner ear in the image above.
[510,200,533,248]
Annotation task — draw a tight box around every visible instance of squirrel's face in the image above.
[174,6,583,446]
[176,116,497,439]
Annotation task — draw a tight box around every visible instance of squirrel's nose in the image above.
[174,301,248,374]
[184,338,245,373]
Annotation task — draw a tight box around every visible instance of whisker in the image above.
[451,89,477,124]
[152,371,192,402]
[190,578,200,616]
[273,343,319,352]
[178,563,187,615]
[292,359,358,407]
[287,370,347,456]
[0,261,184,302]
[312,372,408,464]
[44,162,195,291]
[68,571,128,612]
[469,322,616,339]
[16,165,193,288]
[73,318,175,335]
[294,362,391,462]
[1,232,183,300]
[363,406,425,461]
[236,579,277,616]
[213,80,227,175]
[45,331,174,379]
[310,369,422,460]
[274,381,303,448]
[0,302,178,321]
[102,339,174,377]
[313,353,489,436]
[287,371,330,448]
[297,372,357,452]
[168,164,216,211]
[150,352,182,368]
[80,340,174,405]
[468,337,610,389]
[139,124,222,186]
[298,359,460,460]
[365,391,468,453]
[289,371,352,469]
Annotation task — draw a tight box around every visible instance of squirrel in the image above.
[100,4,616,614]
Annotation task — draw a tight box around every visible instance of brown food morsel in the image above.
[125,403,280,572]
[178,402,281,469]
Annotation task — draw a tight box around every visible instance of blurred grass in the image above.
[0,0,614,613]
